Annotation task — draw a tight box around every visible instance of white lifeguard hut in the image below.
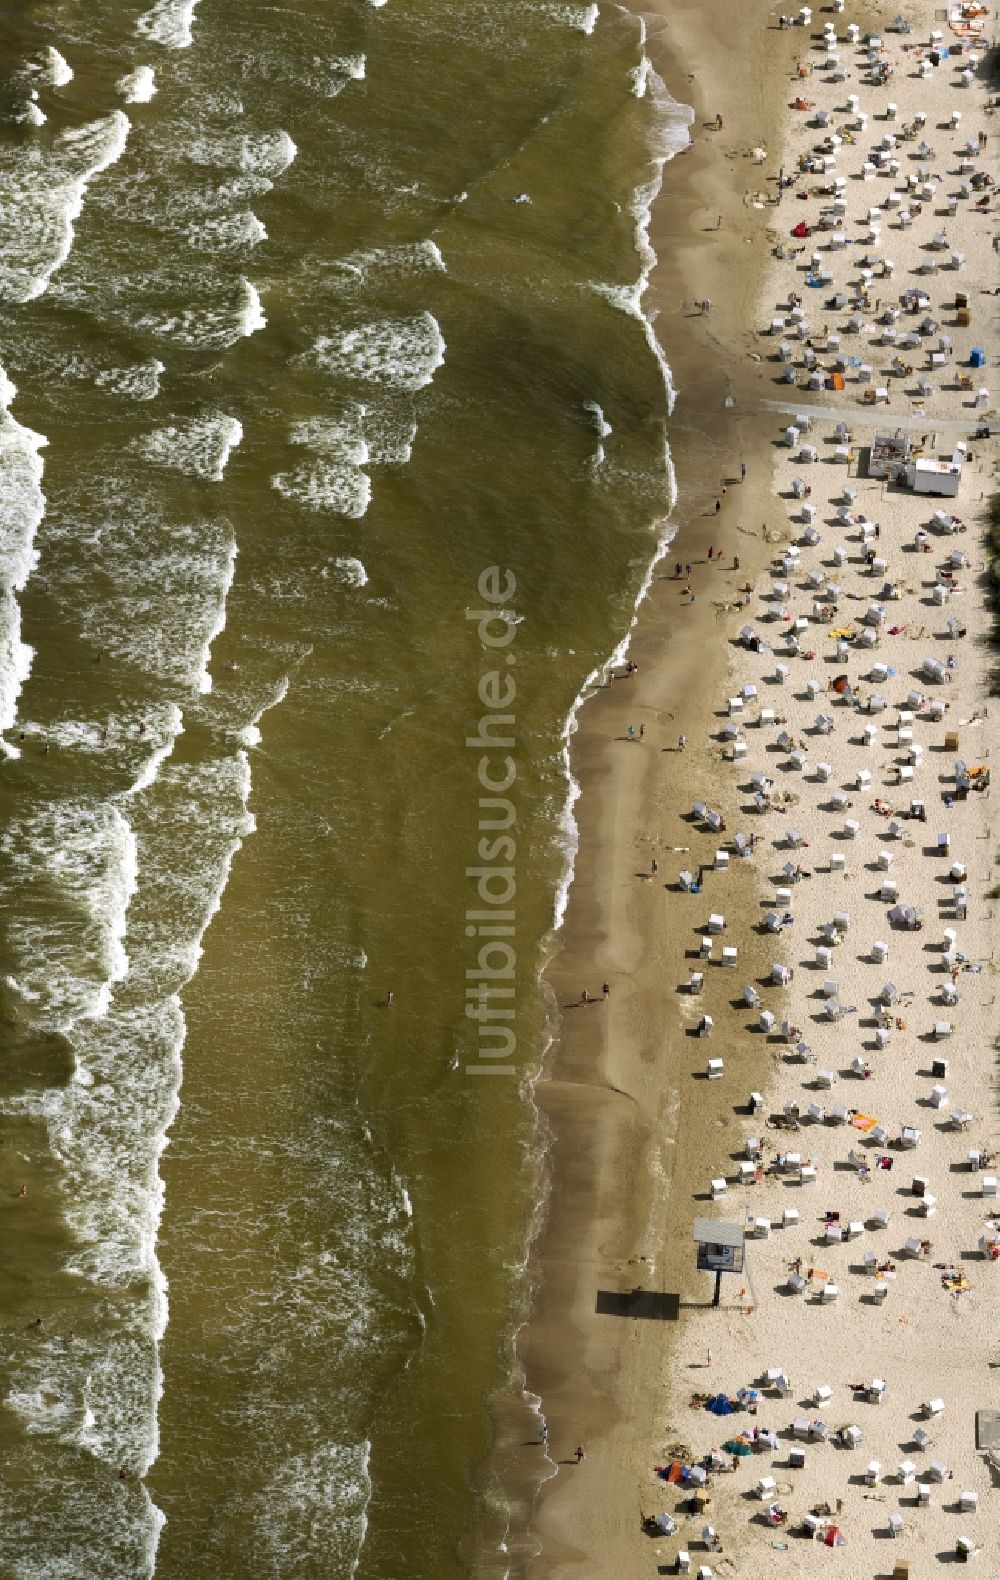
[693,1218,746,1309]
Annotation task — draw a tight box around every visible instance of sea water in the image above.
[0,2,689,1574]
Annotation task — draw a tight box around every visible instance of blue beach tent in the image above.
[706,1394,736,1417]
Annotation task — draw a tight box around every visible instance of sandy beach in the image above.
[521,2,998,1575]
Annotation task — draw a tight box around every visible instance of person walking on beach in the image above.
[575,1444,587,1463]
[386,990,394,1007]
[639,723,645,740]
[539,1423,548,1446]
[602,982,610,999]
[715,499,721,514]
[740,462,746,482]
[651,857,659,876]
[678,734,687,751]
[581,988,590,1004]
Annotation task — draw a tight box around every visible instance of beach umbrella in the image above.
[706,1394,736,1417]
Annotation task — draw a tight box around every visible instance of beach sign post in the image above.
[693,1219,745,1308]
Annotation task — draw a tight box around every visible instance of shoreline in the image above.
[514,1,796,1571]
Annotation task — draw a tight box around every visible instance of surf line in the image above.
[464,566,519,1077]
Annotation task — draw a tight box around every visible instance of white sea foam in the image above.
[310,312,445,392]
[138,414,243,482]
[552,20,690,935]
[95,358,164,401]
[592,44,691,422]
[70,508,240,695]
[273,412,373,517]
[117,65,157,103]
[239,673,290,749]
[180,206,267,251]
[198,537,238,694]
[125,701,185,796]
[0,364,46,758]
[241,278,266,336]
[0,112,130,304]
[289,413,368,465]
[31,46,74,86]
[17,100,46,127]
[5,1381,75,1433]
[538,2,599,31]
[583,400,612,439]
[139,278,265,349]
[335,557,369,588]
[137,0,201,49]
[273,462,371,518]
[1,802,139,1027]
[2,747,259,1442]
[363,404,417,468]
[335,240,446,284]
[240,128,297,179]
[584,399,611,465]
[330,55,366,87]
[248,1443,372,1574]
[19,702,186,789]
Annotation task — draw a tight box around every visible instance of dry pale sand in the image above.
[523,2,998,1577]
